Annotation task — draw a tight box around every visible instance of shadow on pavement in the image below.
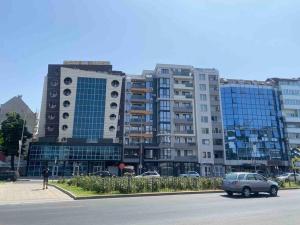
[220,193,279,199]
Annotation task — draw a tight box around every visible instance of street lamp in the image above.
[17,114,27,174]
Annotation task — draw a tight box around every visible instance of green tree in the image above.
[1,112,32,170]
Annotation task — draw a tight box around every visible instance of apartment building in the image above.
[27,61,125,176]
[122,64,225,176]
[267,78,300,151]
[220,79,289,173]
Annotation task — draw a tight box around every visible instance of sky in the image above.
[1,0,300,111]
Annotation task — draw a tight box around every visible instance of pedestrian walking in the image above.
[42,167,50,190]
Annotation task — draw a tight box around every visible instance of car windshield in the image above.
[225,173,237,180]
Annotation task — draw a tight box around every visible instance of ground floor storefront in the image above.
[123,161,225,177]
[27,142,122,177]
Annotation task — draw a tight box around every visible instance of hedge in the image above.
[57,176,223,194]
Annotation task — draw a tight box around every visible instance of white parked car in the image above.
[135,171,160,178]
[179,171,200,177]
[276,173,300,182]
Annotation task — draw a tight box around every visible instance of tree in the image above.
[0,112,32,170]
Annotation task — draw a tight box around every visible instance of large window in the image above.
[73,77,106,139]
[160,101,170,110]
[221,86,285,161]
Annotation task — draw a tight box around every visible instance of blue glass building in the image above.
[221,80,288,173]
[73,77,107,140]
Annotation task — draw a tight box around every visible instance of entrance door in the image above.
[52,165,59,177]
[73,165,80,176]
[93,166,103,175]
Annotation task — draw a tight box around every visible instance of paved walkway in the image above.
[0,181,72,204]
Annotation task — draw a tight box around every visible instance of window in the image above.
[201,116,208,123]
[50,90,58,98]
[64,77,72,85]
[213,139,223,145]
[202,128,209,134]
[63,100,70,107]
[161,69,169,74]
[111,91,119,98]
[200,104,208,112]
[62,112,69,119]
[211,116,218,121]
[109,126,115,132]
[63,89,71,96]
[203,152,207,158]
[200,94,207,101]
[207,152,211,158]
[199,74,206,80]
[111,80,120,87]
[202,139,210,145]
[48,113,55,120]
[62,125,68,131]
[246,174,256,180]
[238,174,245,180]
[49,102,57,109]
[50,79,58,86]
[159,89,170,98]
[160,101,170,110]
[160,78,170,87]
[110,102,118,109]
[110,114,117,120]
[199,84,206,91]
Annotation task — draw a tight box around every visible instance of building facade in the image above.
[121,64,225,176]
[27,61,125,176]
[267,78,300,151]
[220,79,289,174]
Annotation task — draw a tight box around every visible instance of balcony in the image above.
[285,116,300,123]
[214,158,224,164]
[128,133,153,138]
[174,143,196,149]
[174,118,193,124]
[174,130,194,134]
[174,83,193,90]
[130,118,146,123]
[174,94,193,101]
[173,106,193,113]
[174,156,198,162]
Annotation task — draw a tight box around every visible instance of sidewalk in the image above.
[0,181,72,205]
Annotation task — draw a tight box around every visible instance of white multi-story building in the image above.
[267,78,300,150]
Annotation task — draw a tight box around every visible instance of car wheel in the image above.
[226,191,233,196]
[269,186,278,197]
[242,187,251,198]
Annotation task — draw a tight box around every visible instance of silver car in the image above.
[222,172,279,197]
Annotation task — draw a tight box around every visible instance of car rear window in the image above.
[225,173,237,180]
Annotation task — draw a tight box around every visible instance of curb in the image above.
[49,184,224,200]
[50,184,300,200]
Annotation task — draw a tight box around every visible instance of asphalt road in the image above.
[0,189,299,225]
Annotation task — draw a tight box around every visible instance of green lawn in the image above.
[51,182,101,197]
[283,181,300,188]
[51,181,222,198]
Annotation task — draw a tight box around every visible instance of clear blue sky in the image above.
[1,0,300,111]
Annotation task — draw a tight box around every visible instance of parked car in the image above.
[135,171,160,178]
[0,170,18,181]
[96,171,115,177]
[276,173,300,182]
[179,171,200,177]
[222,172,279,197]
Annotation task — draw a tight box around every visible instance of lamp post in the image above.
[17,114,27,174]
[139,116,143,175]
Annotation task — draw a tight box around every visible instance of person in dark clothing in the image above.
[42,168,50,190]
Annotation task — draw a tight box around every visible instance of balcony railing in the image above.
[174,130,194,134]
[174,156,198,162]
[131,95,146,100]
[173,106,193,112]
[174,118,193,124]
